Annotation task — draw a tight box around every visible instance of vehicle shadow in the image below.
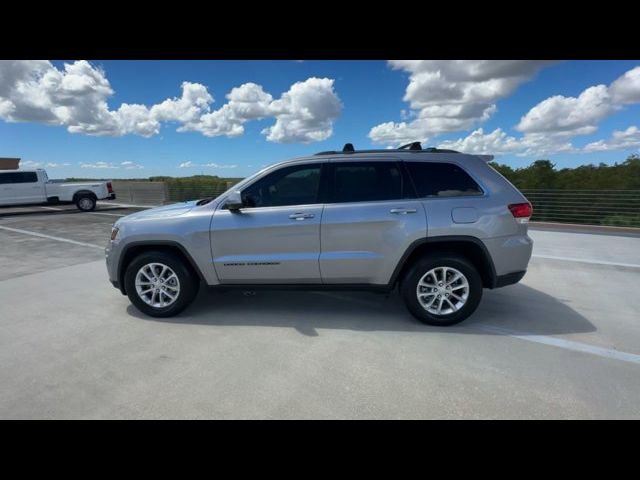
[128,283,596,337]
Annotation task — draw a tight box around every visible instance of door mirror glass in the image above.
[224,190,243,211]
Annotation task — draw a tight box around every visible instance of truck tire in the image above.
[401,253,483,326]
[124,250,199,318]
[75,194,96,212]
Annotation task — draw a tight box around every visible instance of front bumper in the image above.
[105,242,126,294]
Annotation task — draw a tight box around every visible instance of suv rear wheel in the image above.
[401,254,482,326]
[75,194,96,211]
[124,250,199,317]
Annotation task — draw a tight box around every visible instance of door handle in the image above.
[289,213,315,220]
[390,208,417,215]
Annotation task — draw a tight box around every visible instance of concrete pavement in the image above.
[0,204,639,418]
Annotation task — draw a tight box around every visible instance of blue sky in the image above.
[1,60,639,179]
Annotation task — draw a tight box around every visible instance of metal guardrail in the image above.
[522,189,640,228]
[166,183,231,203]
[111,181,168,205]
[116,181,640,228]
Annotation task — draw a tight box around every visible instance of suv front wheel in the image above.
[401,254,483,326]
[124,250,199,317]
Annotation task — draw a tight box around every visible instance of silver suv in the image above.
[105,142,533,326]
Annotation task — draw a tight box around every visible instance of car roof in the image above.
[275,143,493,166]
[270,150,493,169]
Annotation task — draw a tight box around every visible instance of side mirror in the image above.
[224,190,243,212]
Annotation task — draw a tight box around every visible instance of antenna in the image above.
[342,143,355,152]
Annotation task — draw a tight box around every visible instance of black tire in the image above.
[75,194,96,212]
[401,253,483,326]
[124,250,199,317]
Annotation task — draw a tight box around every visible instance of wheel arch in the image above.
[117,241,205,295]
[72,190,98,202]
[389,236,497,289]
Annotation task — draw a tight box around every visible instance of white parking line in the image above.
[479,325,640,365]
[532,254,640,269]
[87,212,126,217]
[40,206,63,211]
[0,225,103,250]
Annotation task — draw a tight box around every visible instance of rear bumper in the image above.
[106,193,116,200]
[483,234,533,279]
[494,270,526,288]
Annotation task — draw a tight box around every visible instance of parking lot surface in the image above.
[1,203,639,419]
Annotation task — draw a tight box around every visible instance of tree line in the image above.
[489,155,640,227]
[489,154,640,190]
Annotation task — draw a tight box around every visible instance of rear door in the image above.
[319,160,427,285]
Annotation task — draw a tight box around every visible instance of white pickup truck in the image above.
[0,169,116,211]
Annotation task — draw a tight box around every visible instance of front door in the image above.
[211,162,325,283]
[0,171,44,204]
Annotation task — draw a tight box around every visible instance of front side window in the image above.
[18,172,38,183]
[405,162,483,198]
[241,164,321,208]
[329,162,404,203]
[0,172,38,184]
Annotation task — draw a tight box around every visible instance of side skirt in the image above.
[207,283,393,293]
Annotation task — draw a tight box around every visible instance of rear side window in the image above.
[0,172,38,184]
[330,162,404,203]
[405,162,483,198]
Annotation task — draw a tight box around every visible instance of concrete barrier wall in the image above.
[111,181,168,205]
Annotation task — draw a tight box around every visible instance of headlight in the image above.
[110,226,119,241]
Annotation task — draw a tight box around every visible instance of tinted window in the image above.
[405,162,483,197]
[0,172,38,184]
[242,164,321,208]
[330,162,404,203]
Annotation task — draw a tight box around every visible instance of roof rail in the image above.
[423,147,461,153]
[314,142,462,155]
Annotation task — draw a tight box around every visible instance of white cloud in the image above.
[438,128,577,157]
[516,85,613,135]
[438,128,523,155]
[202,163,237,168]
[516,66,640,137]
[369,60,553,145]
[19,160,43,168]
[440,65,640,158]
[120,161,144,169]
[609,67,640,104]
[0,61,342,143]
[80,161,119,169]
[262,77,342,143]
[180,82,272,138]
[584,126,640,152]
[178,161,237,169]
[150,81,213,124]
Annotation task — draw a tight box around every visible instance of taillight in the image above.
[107,181,113,193]
[508,202,533,223]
